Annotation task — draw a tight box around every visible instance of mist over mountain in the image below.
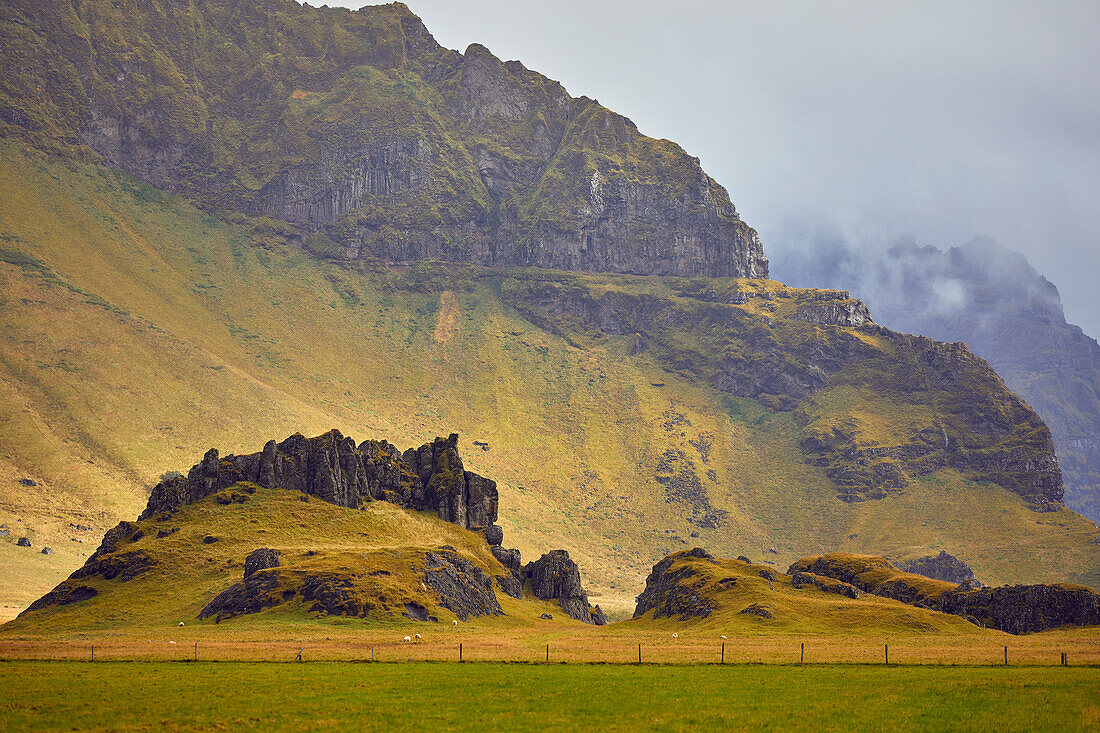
[770,231,1100,522]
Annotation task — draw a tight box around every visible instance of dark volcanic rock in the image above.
[938,584,1100,634]
[3,4,768,281]
[244,548,281,579]
[16,537,30,547]
[495,573,523,599]
[491,545,522,573]
[633,549,720,620]
[423,549,503,621]
[40,547,53,555]
[141,430,498,533]
[523,550,602,624]
[739,603,773,619]
[71,550,156,582]
[790,571,860,599]
[590,604,608,626]
[901,551,975,585]
[20,584,98,615]
[483,524,504,547]
[199,571,281,623]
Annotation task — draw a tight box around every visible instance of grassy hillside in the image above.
[0,145,1098,621]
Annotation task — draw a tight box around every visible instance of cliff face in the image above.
[771,235,1100,520]
[0,0,767,279]
[500,270,1063,506]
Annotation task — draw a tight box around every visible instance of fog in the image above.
[325,1,1100,336]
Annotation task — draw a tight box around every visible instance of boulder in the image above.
[244,548,281,578]
[16,537,30,547]
[901,551,975,584]
[483,524,504,547]
[523,550,601,624]
[739,603,774,619]
[40,547,53,555]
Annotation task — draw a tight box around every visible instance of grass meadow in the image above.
[1,660,1097,731]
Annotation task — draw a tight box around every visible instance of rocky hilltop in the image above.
[0,0,767,279]
[143,429,499,533]
[17,430,608,627]
[772,236,1100,521]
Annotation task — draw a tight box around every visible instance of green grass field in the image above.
[1,661,1097,731]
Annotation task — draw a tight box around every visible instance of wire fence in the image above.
[2,638,1098,666]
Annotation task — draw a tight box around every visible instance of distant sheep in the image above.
[414,633,421,640]
[178,622,184,627]
[402,636,411,643]
[672,633,678,639]
[452,620,458,627]
[720,635,728,639]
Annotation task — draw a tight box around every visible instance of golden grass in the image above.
[0,143,1097,622]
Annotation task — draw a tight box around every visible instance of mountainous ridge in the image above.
[771,235,1100,521]
[0,0,767,279]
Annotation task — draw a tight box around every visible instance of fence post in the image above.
[90,645,94,662]
[194,643,198,662]
[1004,646,1007,666]
[459,643,463,663]
[721,642,725,664]
[800,642,804,665]
[884,643,889,665]
[371,647,375,663]
[638,643,642,665]
[546,643,549,663]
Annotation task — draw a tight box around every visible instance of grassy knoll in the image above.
[1,661,1098,731]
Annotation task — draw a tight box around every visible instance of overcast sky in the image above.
[329,1,1100,336]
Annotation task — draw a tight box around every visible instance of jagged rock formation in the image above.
[2,0,767,280]
[772,235,1100,521]
[523,550,605,625]
[142,430,498,532]
[198,547,504,623]
[901,551,976,585]
[423,549,503,621]
[938,583,1100,634]
[244,548,280,579]
[788,553,1100,633]
[634,548,721,620]
[502,270,1064,505]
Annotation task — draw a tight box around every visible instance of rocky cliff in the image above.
[142,429,498,532]
[500,269,1063,506]
[771,235,1100,521]
[0,0,767,279]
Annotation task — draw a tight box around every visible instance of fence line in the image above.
[0,640,1097,666]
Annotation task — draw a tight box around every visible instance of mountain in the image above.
[770,235,1100,522]
[0,0,767,279]
[0,1,1097,619]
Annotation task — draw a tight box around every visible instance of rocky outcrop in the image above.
[423,549,503,621]
[790,571,860,599]
[244,548,280,579]
[141,430,498,532]
[523,550,605,625]
[199,570,281,623]
[4,1,767,281]
[633,548,721,620]
[789,552,1100,633]
[901,551,975,585]
[20,585,98,615]
[937,583,1100,634]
